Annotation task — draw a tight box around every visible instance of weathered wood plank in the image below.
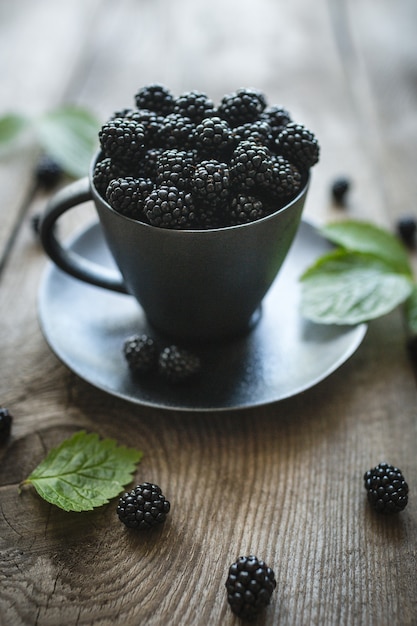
[1,313,416,625]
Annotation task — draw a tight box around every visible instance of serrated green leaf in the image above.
[36,105,100,178]
[320,220,412,276]
[405,284,417,335]
[0,113,30,145]
[300,249,413,325]
[22,431,143,512]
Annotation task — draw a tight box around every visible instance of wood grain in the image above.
[0,1,416,624]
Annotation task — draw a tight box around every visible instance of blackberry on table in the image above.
[99,118,146,164]
[229,194,267,225]
[0,407,13,443]
[218,88,267,127]
[106,177,153,220]
[406,334,417,366]
[144,185,197,229]
[174,90,215,122]
[31,213,41,236]
[225,555,276,621]
[156,149,195,189]
[35,154,63,189]
[276,122,320,171]
[134,84,175,116]
[117,482,170,529]
[230,140,274,190]
[331,177,351,205]
[123,334,158,374]
[157,113,196,150]
[158,345,201,383]
[364,462,409,514]
[194,116,234,158]
[396,216,417,248]
[191,159,230,208]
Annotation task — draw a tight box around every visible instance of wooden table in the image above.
[1,1,416,624]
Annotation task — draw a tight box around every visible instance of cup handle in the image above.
[39,177,128,293]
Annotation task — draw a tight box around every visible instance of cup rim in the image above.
[90,150,310,234]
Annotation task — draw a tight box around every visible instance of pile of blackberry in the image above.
[94,85,319,229]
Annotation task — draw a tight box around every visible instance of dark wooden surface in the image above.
[1,1,417,624]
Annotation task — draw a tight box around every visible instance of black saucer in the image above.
[38,220,367,411]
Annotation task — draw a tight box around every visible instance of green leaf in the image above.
[405,284,417,335]
[0,113,30,145]
[36,105,100,178]
[320,220,412,276]
[22,431,143,512]
[300,249,413,325]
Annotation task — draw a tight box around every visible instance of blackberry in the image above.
[261,105,291,138]
[93,157,120,198]
[134,84,175,115]
[113,108,164,147]
[139,147,164,180]
[396,216,417,248]
[225,555,276,621]
[265,155,303,204]
[158,345,201,383]
[229,194,267,225]
[157,113,195,150]
[364,462,409,514]
[218,88,267,127]
[174,90,215,122]
[406,334,417,366]
[232,120,272,147]
[195,203,223,230]
[35,154,63,189]
[191,160,230,208]
[112,107,159,123]
[99,118,146,164]
[106,177,153,220]
[156,149,195,189]
[117,482,170,529]
[194,116,234,158]
[0,407,13,443]
[123,334,158,374]
[31,213,41,236]
[276,122,320,171]
[109,107,133,119]
[144,185,197,229]
[230,141,274,190]
[331,177,351,205]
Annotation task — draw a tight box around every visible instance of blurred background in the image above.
[1,0,416,226]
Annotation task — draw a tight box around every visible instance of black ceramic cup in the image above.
[39,152,309,342]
